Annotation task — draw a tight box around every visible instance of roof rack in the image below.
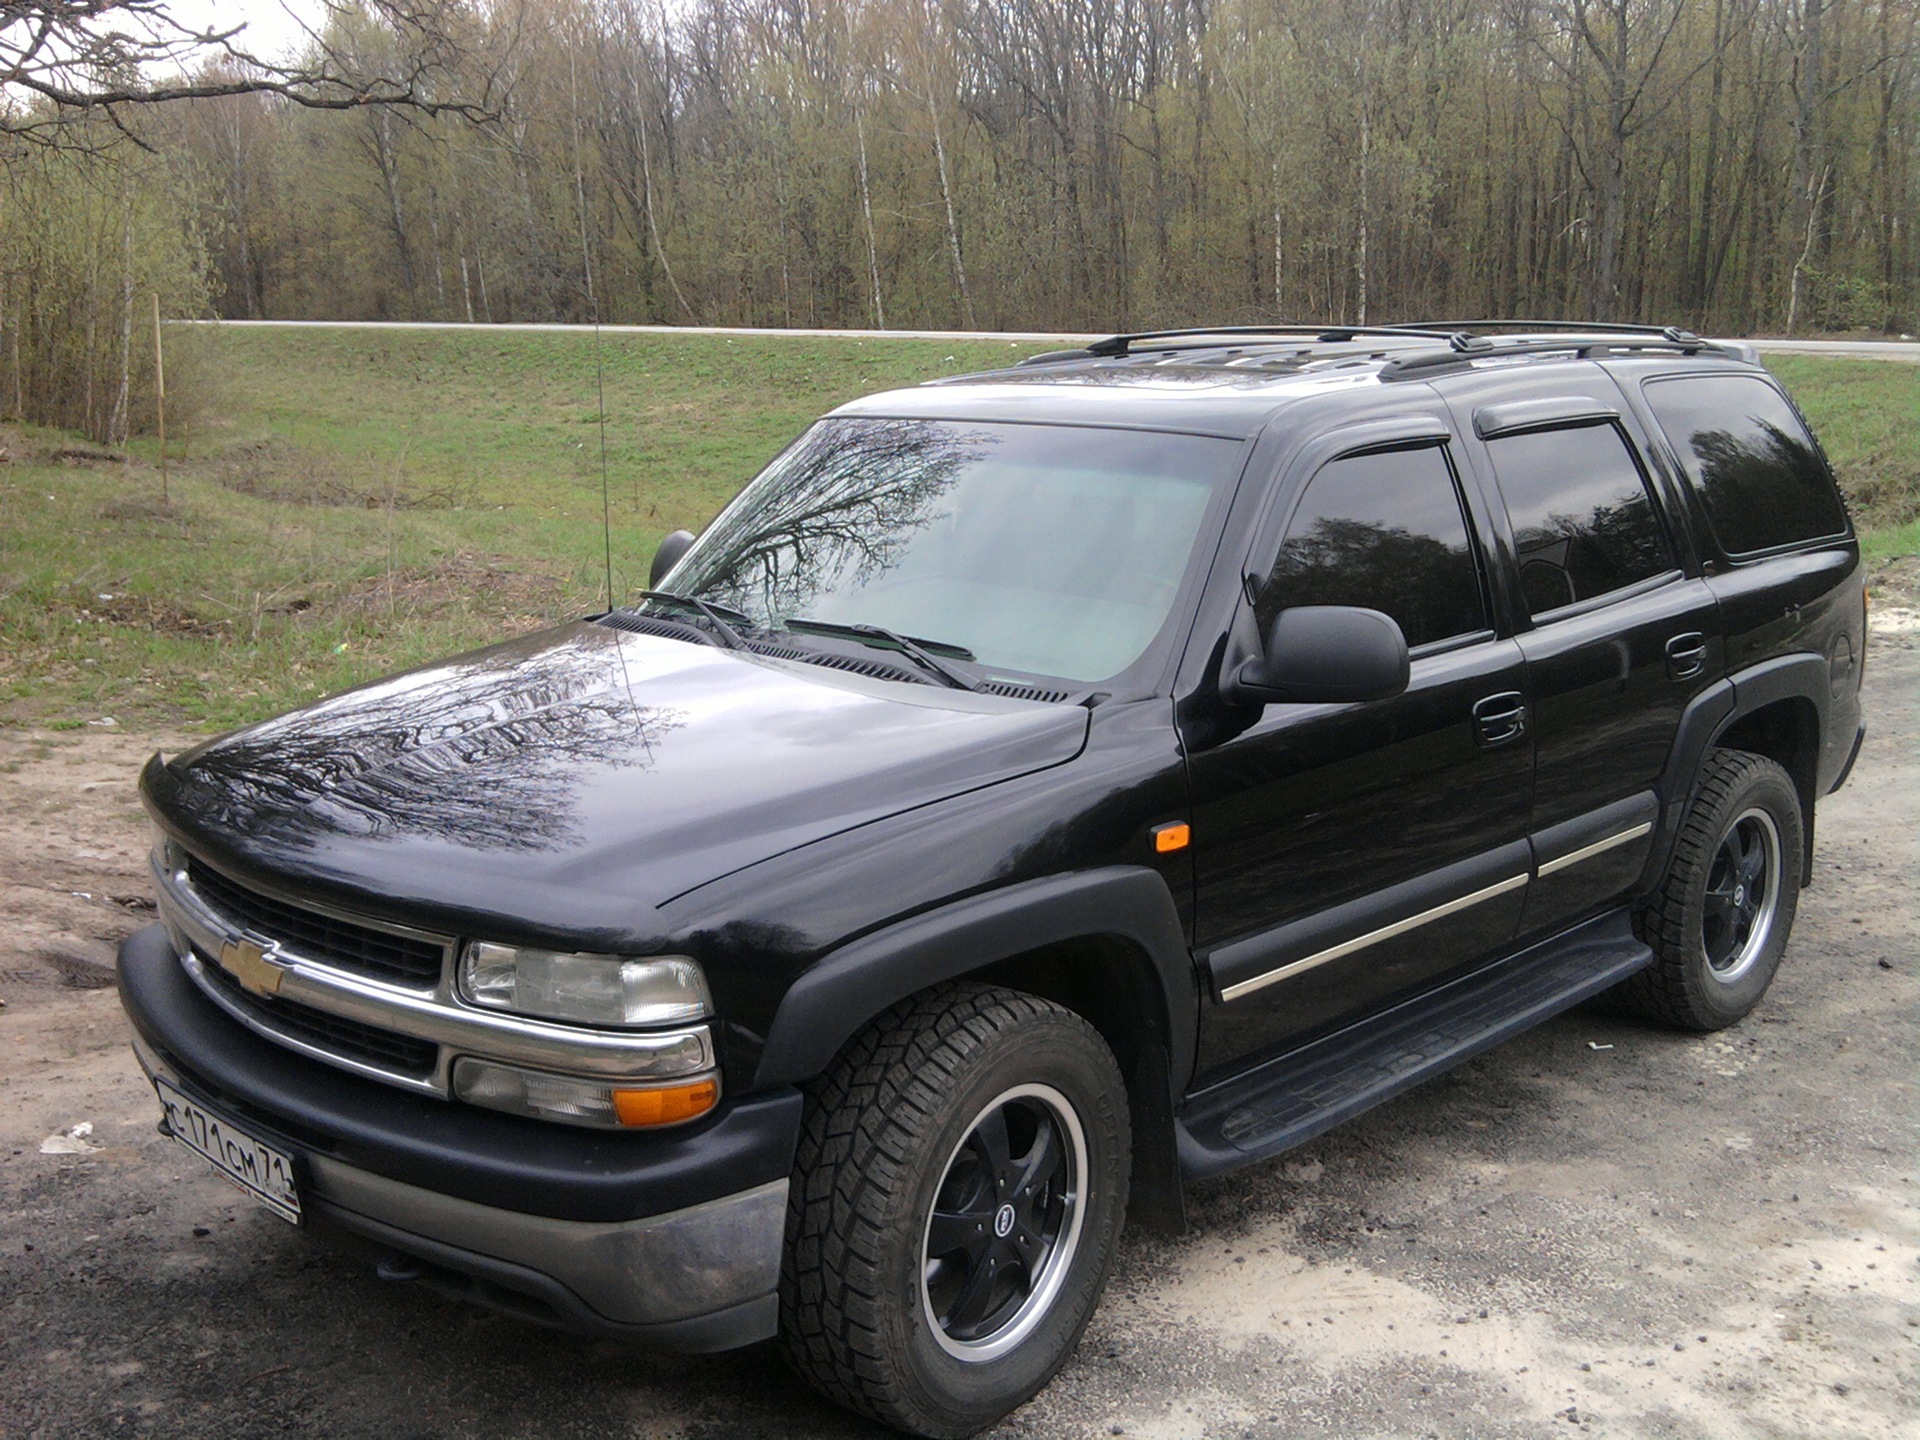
[1013,324,1720,372]
[1387,319,1701,339]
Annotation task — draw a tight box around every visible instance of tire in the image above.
[779,983,1131,1438]
[1625,749,1804,1031]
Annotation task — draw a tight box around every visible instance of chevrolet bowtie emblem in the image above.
[217,937,284,997]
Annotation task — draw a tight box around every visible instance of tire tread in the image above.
[779,983,1112,1434]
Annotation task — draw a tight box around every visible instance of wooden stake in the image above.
[151,292,167,504]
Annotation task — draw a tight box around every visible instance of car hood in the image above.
[148,622,1088,941]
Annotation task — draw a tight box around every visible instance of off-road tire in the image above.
[1625,749,1803,1031]
[779,983,1130,1438]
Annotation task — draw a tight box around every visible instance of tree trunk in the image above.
[928,97,976,329]
[852,79,886,329]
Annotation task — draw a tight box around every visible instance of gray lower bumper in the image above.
[131,1029,786,1351]
[309,1159,788,1349]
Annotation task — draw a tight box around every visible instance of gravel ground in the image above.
[2,629,1914,1440]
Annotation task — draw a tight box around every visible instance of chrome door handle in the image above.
[1665,632,1708,681]
[1471,692,1527,746]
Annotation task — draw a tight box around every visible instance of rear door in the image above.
[1444,368,1722,941]
[1186,416,1532,1084]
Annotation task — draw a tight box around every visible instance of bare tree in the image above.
[1,1,511,146]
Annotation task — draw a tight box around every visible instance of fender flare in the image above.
[1644,653,1829,887]
[751,866,1197,1101]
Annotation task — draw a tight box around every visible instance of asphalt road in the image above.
[2,632,1915,1440]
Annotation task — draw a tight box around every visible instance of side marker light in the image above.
[1153,822,1191,854]
[613,1079,720,1128]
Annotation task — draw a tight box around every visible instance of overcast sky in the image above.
[168,1,327,64]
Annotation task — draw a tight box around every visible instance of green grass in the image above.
[1762,355,1919,534]
[0,330,1912,733]
[1860,519,1920,571]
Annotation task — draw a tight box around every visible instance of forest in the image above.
[2,0,1916,443]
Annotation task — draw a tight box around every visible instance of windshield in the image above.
[660,418,1242,684]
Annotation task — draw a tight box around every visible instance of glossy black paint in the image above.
[1186,633,1533,1080]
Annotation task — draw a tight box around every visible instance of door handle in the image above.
[1471,691,1527,746]
[1665,632,1708,681]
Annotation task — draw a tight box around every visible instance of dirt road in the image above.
[3,624,1915,1440]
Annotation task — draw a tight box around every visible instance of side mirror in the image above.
[1224,605,1410,707]
[649,529,696,589]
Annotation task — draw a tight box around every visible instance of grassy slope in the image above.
[1,330,1912,732]
[1759,355,1919,568]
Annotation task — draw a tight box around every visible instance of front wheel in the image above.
[780,984,1130,1438]
[1626,749,1804,1030]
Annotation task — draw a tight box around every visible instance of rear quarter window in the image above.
[1642,374,1850,556]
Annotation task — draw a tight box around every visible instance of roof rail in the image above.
[1072,324,1459,360]
[1379,331,1722,380]
[1387,319,1703,341]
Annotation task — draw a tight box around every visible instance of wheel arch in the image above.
[752,867,1197,1235]
[1649,655,1826,891]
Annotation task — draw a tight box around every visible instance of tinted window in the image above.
[1486,423,1674,617]
[1643,375,1849,555]
[1258,444,1486,650]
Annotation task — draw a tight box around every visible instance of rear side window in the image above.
[1642,374,1849,555]
[1485,423,1675,618]
[1258,443,1487,650]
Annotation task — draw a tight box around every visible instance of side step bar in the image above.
[1176,909,1652,1181]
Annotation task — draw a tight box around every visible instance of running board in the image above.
[1176,909,1652,1181]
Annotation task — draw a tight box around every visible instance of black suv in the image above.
[118,323,1866,1437]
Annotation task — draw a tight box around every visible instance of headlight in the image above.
[459,942,711,1029]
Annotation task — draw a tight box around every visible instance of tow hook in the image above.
[376,1253,428,1283]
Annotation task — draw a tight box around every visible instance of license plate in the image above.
[154,1078,302,1225]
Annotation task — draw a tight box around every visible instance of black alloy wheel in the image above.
[921,1083,1086,1361]
[1701,807,1784,984]
[1626,749,1804,1031]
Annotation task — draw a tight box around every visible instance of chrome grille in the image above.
[185,856,447,988]
[195,949,439,1078]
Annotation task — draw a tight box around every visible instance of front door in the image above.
[1186,433,1532,1085]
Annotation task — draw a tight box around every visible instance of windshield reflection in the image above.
[666,418,1241,683]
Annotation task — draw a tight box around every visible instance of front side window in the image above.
[665,418,1243,683]
[1257,444,1487,650]
[1642,374,1849,556]
[1486,423,1675,618]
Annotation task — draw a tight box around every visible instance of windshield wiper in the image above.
[636,590,750,651]
[786,618,981,692]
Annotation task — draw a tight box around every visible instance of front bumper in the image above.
[119,923,800,1350]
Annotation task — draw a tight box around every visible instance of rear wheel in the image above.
[1626,749,1804,1030]
[780,984,1130,1438]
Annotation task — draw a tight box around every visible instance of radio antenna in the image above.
[595,311,612,612]
[569,41,614,612]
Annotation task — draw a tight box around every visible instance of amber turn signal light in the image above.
[613,1078,720,1128]
[1152,822,1191,853]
